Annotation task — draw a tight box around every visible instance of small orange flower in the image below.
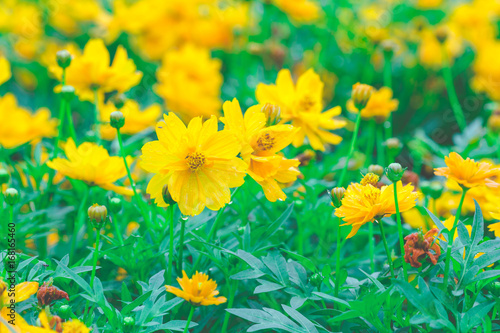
[404,228,441,268]
[434,152,500,188]
[166,271,226,307]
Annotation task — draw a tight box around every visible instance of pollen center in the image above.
[361,173,380,187]
[257,133,275,151]
[299,95,315,112]
[363,186,381,205]
[186,152,206,171]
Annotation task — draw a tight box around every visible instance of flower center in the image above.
[363,186,381,205]
[186,152,206,171]
[257,133,275,151]
[299,95,315,112]
[361,173,380,187]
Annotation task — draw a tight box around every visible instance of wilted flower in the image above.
[37,282,70,306]
[166,271,226,306]
[404,228,441,268]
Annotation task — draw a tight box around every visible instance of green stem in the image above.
[442,188,467,289]
[376,124,385,166]
[221,280,236,333]
[383,51,393,139]
[66,101,77,143]
[441,47,466,132]
[177,216,187,274]
[90,229,101,288]
[183,305,195,333]
[93,89,101,144]
[393,182,408,282]
[335,216,342,297]
[70,187,89,264]
[297,216,304,255]
[112,214,124,246]
[53,99,66,158]
[338,112,363,187]
[364,120,376,167]
[369,222,375,273]
[167,205,175,287]
[378,220,395,278]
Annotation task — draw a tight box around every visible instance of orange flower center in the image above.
[361,173,380,186]
[299,95,315,112]
[186,152,206,171]
[363,186,381,205]
[257,133,275,151]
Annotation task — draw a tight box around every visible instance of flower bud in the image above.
[56,50,72,69]
[57,305,72,320]
[309,273,323,287]
[488,113,500,133]
[109,197,122,214]
[0,169,10,185]
[88,204,108,229]
[420,180,431,196]
[380,39,396,57]
[368,164,384,177]
[4,188,19,206]
[429,181,444,199]
[385,163,406,183]
[112,94,127,109]
[361,173,380,187]
[123,317,135,332]
[351,83,374,110]
[261,103,282,126]
[329,187,346,208]
[385,137,401,151]
[110,111,125,129]
[435,26,448,44]
[60,85,76,102]
[162,185,175,206]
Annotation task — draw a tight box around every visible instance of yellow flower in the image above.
[0,93,57,149]
[100,100,162,140]
[417,27,463,69]
[271,0,322,23]
[488,221,500,237]
[48,0,102,36]
[155,44,222,121]
[402,208,430,232]
[0,281,44,333]
[471,41,500,101]
[47,139,134,196]
[335,181,418,238]
[60,39,142,101]
[416,0,443,9]
[62,320,90,333]
[347,87,398,120]
[0,56,11,86]
[256,69,346,151]
[140,113,247,216]
[221,99,300,202]
[434,152,500,188]
[166,271,226,306]
[41,40,81,79]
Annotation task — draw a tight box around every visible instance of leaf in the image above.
[282,305,319,333]
[254,279,285,294]
[231,268,265,280]
[282,249,317,273]
[121,291,153,315]
[54,260,94,298]
[256,203,294,247]
[460,302,495,332]
[470,200,484,246]
[469,270,500,284]
[262,250,289,284]
[227,308,303,333]
[359,269,385,292]
[424,208,448,242]
[234,250,267,272]
[472,249,500,270]
[312,292,350,307]
[457,222,470,248]
[290,297,307,309]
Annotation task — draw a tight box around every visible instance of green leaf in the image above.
[54,260,94,299]
[470,200,484,246]
[282,305,319,333]
[121,291,153,315]
[231,268,265,280]
[254,279,285,294]
[460,302,495,332]
[282,249,316,273]
[262,250,289,284]
[312,292,350,307]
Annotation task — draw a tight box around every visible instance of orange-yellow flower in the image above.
[47,139,134,196]
[271,0,322,23]
[140,113,247,216]
[221,98,300,202]
[434,152,500,188]
[59,39,142,101]
[488,221,500,237]
[256,69,346,151]
[166,271,226,306]
[335,181,418,238]
[0,56,11,86]
[347,86,399,120]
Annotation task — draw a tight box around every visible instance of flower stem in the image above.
[183,305,195,333]
[93,89,101,144]
[376,124,385,166]
[442,187,467,289]
[112,214,124,246]
[221,280,236,333]
[441,47,466,132]
[70,186,89,264]
[335,216,342,297]
[383,50,393,140]
[369,222,375,273]
[364,119,376,167]
[338,112,362,187]
[378,220,395,278]
[177,216,187,274]
[90,229,101,288]
[393,182,408,282]
[66,101,77,143]
[167,205,175,287]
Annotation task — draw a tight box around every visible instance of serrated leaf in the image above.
[282,305,319,333]
[254,279,285,294]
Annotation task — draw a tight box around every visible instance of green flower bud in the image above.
[4,188,19,206]
[56,50,72,69]
[88,204,108,229]
[112,94,127,110]
[123,317,135,332]
[0,169,10,185]
[162,185,175,206]
[329,187,346,208]
[109,197,122,214]
[261,103,282,126]
[309,273,323,287]
[351,83,374,110]
[60,85,76,102]
[385,163,407,183]
[368,164,384,177]
[57,305,72,320]
[420,180,431,197]
[385,137,402,152]
[429,181,444,199]
[110,111,125,129]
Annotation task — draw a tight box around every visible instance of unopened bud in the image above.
[123,317,135,332]
[56,50,72,69]
[88,204,108,229]
[60,85,76,102]
[435,26,448,44]
[385,163,406,183]
[4,188,19,206]
[57,305,72,320]
[109,197,122,214]
[368,164,384,177]
[385,138,401,151]
[112,94,127,110]
[110,111,125,129]
[330,187,346,208]
[0,169,10,185]
[309,273,323,287]
[262,103,282,126]
[162,185,175,206]
[381,39,396,57]
[429,181,443,199]
[351,83,374,110]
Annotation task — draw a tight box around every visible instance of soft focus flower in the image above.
[416,0,443,9]
[156,44,222,121]
[271,0,322,23]
[347,86,399,121]
[256,69,346,151]
[140,113,247,216]
[47,139,134,196]
[402,208,431,232]
[166,271,226,306]
[48,0,102,36]
[488,221,500,237]
[59,39,142,101]
[0,93,57,149]
[335,181,419,238]
[221,98,300,202]
[471,41,500,101]
[417,26,463,69]
[62,319,90,333]
[434,152,500,188]
[0,56,11,85]
[100,100,162,140]
[404,228,441,268]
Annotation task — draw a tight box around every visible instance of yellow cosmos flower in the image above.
[335,181,418,238]
[256,69,346,151]
[60,39,142,101]
[471,41,500,101]
[488,220,500,237]
[0,56,11,86]
[62,319,90,333]
[221,99,301,202]
[140,113,247,216]
[100,100,162,140]
[347,87,398,121]
[417,27,463,69]
[48,0,101,36]
[166,271,226,306]
[434,152,500,188]
[417,0,443,9]
[155,44,222,121]
[271,0,322,23]
[47,139,134,196]
[0,93,57,149]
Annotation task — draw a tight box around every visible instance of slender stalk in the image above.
[221,280,236,333]
[177,216,187,274]
[364,120,376,167]
[90,229,101,288]
[297,216,304,255]
[93,89,101,144]
[335,216,342,297]
[376,124,385,166]
[442,188,467,289]
[338,112,363,187]
[183,306,195,333]
[369,222,375,273]
[53,99,66,157]
[383,50,393,140]
[441,47,466,132]
[66,101,77,143]
[112,214,124,246]
[393,182,408,282]
[167,205,175,287]
[70,187,89,264]
[378,220,395,278]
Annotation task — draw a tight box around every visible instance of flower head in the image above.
[404,228,441,268]
[335,181,418,238]
[256,69,346,151]
[141,113,246,216]
[62,319,90,333]
[488,220,500,238]
[166,271,226,306]
[347,86,398,121]
[434,152,500,188]
[271,0,322,23]
[47,139,134,196]
[37,282,69,306]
